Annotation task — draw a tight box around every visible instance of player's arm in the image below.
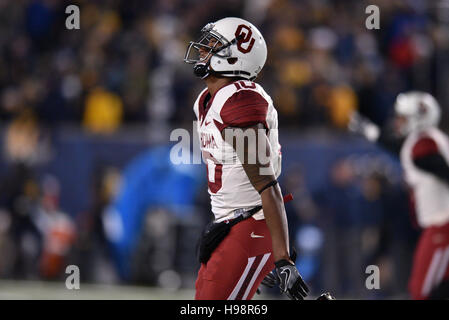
[348,111,402,156]
[412,137,449,184]
[218,90,292,258]
[222,123,289,261]
[222,124,309,299]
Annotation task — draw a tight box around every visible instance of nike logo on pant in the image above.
[250,232,264,238]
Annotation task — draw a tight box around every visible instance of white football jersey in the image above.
[193,80,282,222]
[401,127,449,227]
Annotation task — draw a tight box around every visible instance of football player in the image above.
[184,17,309,300]
[350,92,449,299]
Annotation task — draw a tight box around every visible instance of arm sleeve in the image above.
[412,137,449,185]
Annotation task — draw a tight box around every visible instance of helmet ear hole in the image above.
[227,57,238,65]
[419,102,427,115]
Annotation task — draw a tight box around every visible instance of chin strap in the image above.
[193,60,211,79]
[194,63,252,80]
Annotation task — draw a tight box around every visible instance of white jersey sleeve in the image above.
[401,127,449,227]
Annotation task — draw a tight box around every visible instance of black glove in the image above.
[317,292,336,300]
[274,259,309,300]
[260,270,277,289]
[260,246,297,289]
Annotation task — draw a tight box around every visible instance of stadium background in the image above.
[0,0,448,299]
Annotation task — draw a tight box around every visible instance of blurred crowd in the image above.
[0,0,448,299]
[1,0,448,131]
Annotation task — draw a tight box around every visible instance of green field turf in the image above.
[0,280,274,300]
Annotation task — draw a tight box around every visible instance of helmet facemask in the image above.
[184,23,232,64]
[184,23,243,79]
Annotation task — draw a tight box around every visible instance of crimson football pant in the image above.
[409,222,449,299]
[195,217,275,300]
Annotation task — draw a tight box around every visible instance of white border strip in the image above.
[227,256,255,300]
[242,253,271,300]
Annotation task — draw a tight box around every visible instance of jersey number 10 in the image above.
[203,151,223,193]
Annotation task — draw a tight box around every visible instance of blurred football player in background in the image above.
[350,92,449,299]
[395,92,449,300]
[184,17,308,300]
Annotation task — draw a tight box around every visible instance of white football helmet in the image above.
[184,17,267,80]
[394,91,441,136]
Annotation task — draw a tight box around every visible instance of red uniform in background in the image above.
[401,128,449,299]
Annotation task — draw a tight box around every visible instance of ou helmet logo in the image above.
[235,24,255,53]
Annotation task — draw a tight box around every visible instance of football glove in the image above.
[274,259,309,300]
[317,292,336,300]
[260,270,277,289]
[259,246,297,290]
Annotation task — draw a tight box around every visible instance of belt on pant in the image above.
[229,193,293,221]
[231,205,262,221]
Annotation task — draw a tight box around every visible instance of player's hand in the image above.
[348,111,380,142]
[259,246,298,290]
[274,259,309,300]
[260,270,277,288]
